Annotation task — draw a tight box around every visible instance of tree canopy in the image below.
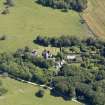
[37,0,87,12]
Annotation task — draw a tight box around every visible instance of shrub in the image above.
[36,89,45,97]
[0,88,8,96]
[0,35,6,40]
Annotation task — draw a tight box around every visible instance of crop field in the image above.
[0,0,92,53]
[0,77,82,105]
[83,0,105,39]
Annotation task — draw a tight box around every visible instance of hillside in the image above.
[0,77,81,105]
[1,0,105,105]
[83,0,105,39]
[0,0,91,53]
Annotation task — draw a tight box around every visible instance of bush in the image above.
[0,35,6,40]
[36,89,45,97]
[0,88,8,96]
[34,36,50,47]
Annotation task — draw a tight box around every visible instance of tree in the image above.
[0,80,7,96]
[86,37,96,46]
[37,0,87,12]
[76,83,94,104]
[68,87,76,99]
[92,92,105,105]
[59,64,80,76]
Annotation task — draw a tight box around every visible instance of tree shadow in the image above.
[50,89,71,101]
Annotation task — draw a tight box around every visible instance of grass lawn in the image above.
[0,0,92,53]
[0,77,82,105]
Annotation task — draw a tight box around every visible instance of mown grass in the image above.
[0,0,91,53]
[0,77,82,105]
[83,0,105,39]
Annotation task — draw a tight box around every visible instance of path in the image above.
[16,77,53,90]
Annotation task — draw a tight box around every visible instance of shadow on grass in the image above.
[50,89,71,101]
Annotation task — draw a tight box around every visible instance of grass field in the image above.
[0,77,82,105]
[83,0,105,39]
[0,0,92,53]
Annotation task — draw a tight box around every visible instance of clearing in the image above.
[0,0,92,53]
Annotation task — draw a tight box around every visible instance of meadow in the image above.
[0,77,82,105]
[83,0,105,39]
[0,0,92,53]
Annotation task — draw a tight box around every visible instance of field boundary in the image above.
[79,13,97,38]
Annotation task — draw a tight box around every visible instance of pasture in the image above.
[0,77,82,105]
[0,0,92,53]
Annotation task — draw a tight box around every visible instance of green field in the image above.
[0,0,92,53]
[0,77,82,105]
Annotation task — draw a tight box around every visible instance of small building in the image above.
[66,55,76,60]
